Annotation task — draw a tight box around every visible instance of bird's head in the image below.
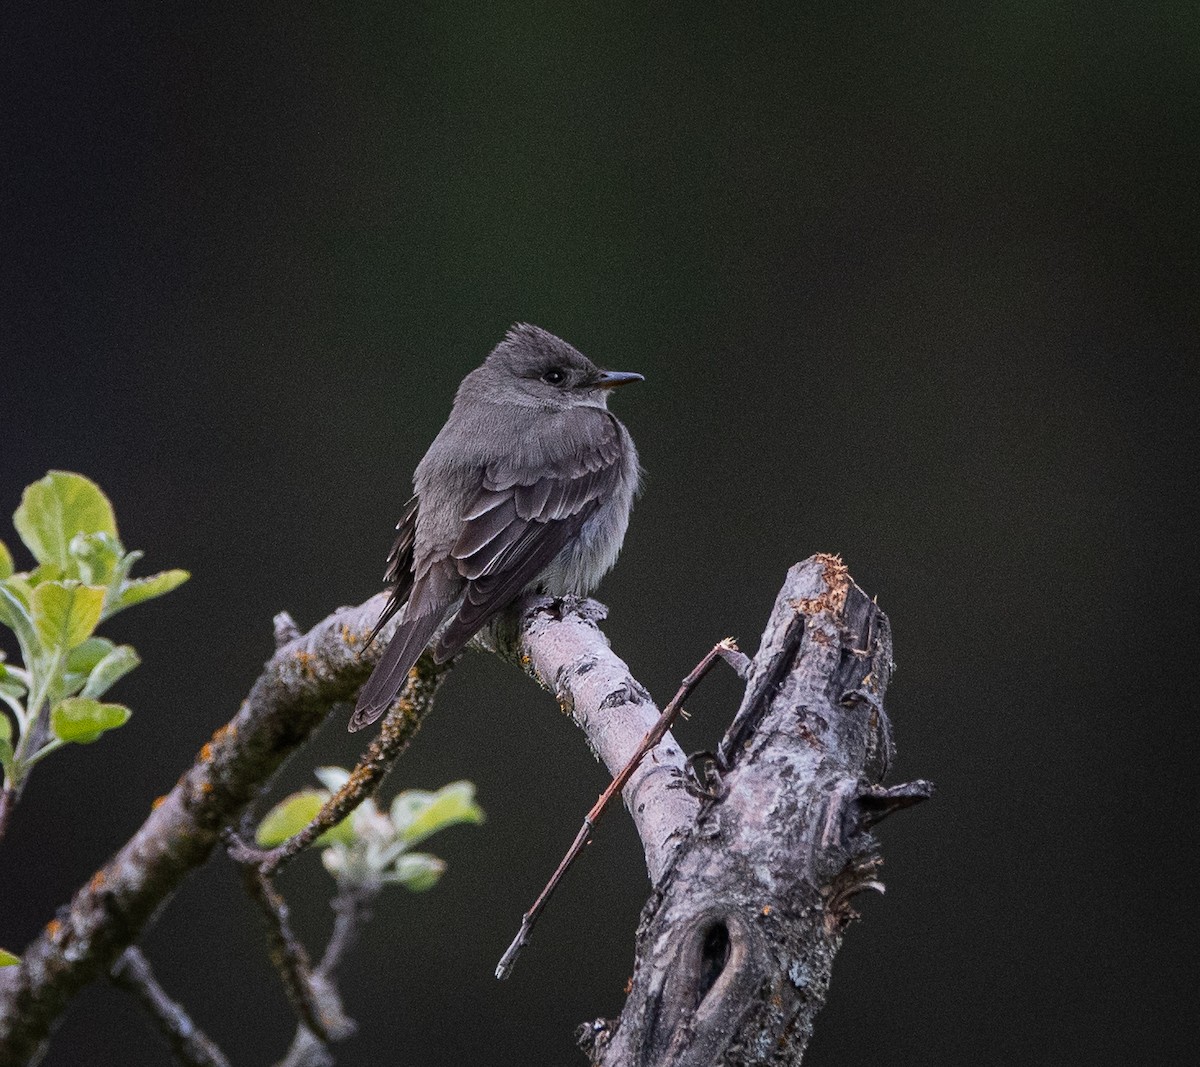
[470,323,643,410]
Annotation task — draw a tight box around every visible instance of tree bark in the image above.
[581,555,931,1065]
[0,556,928,1065]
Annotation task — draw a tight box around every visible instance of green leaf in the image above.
[13,472,118,572]
[0,580,38,655]
[31,582,106,651]
[382,852,445,891]
[0,663,26,701]
[66,637,116,675]
[51,697,131,744]
[110,569,189,615]
[28,563,65,586]
[0,714,11,743]
[393,781,484,846]
[81,645,140,699]
[0,736,13,775]
[0,948,19,967]
[256,790,354,848]
[69,531,125,587]
[0,541,12,580]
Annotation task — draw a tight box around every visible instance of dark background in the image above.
[2,2,1196,1065]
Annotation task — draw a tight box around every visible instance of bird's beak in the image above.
[594,370,645,389]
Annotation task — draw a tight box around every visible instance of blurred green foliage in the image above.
[258,769,484,892]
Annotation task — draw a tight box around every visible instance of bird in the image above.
[350,323,643,731]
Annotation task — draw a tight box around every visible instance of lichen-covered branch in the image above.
[0,594,396,1064]
[583,556,931,1066]
[0,556,926,1067]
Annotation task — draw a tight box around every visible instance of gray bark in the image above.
[581,555,931,1065]
[0,556,927,1066]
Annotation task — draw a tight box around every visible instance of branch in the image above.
[583,555,932,1065]
[275,881,380,1067]
[483,595,700,885]
[109,948,231,1067]
[0,588,698,1061]
[0,594,399,1063]
[239,867,351,1044]
[496,638,743,979]
[225,651,451,876]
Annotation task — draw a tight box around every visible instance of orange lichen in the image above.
[792,553,851,618]
[294,650,316,676]
[198,743,213,762]
[762,905,772,916]
[45,919,61,938]
[200,781,213,795]
[624,976,633,994]
[89,870,106,891]
[210,724,229,744]
[152,794,167,810]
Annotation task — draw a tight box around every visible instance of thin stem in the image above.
[240,867,334,1043]
[227,652,451,876]
[21,737,63,768]
[110,947,232,1067]
[0,787,17,844]
[0,693,25,726]
[315,880,379,980]
[495,638,743,980]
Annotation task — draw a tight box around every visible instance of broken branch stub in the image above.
[585,554,931,1066]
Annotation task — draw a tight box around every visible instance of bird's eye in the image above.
[542,367,566,385]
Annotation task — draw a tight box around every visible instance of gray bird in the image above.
[351,324,643,730]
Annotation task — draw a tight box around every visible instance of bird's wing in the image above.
[433,411,625,660]
[362,495,419,650]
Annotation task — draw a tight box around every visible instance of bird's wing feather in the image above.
[350,596,446,731]
[432,412,624,660]
[363,495,419,650]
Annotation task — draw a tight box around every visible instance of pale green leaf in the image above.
[0,664,25,700]
[256,790,354,848]
[0,580,38,656]
[0,736,13,774]
[0,948,19,967]
[0,714,11,743]
[394,781,483,846]
[31,582,106,651]
[389,789,433,834]
[81,645,140,699]
[51,697,131,743]
[0,676,26,700]
[381,852,445,892]
[69,531,125,587]
[111,570,189,615]
[0,541,12,580]
[66,637,116,675]
[314,766,351,792]
[13,472,118,571]
[28,563,65,586]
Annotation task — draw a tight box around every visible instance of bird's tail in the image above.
[349,609,447,731]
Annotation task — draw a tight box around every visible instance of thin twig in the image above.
[110,947,232,1067]
[0,786,17,845]
[226,651,452,877]
[240,867,336,1043]
[0,593,397,1063]
[276,881,380,1067]
[316,881,379,980]
[495,638,743,980]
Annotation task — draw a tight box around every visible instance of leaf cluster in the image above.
[257,770,485,891]
[0,472,188,790]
